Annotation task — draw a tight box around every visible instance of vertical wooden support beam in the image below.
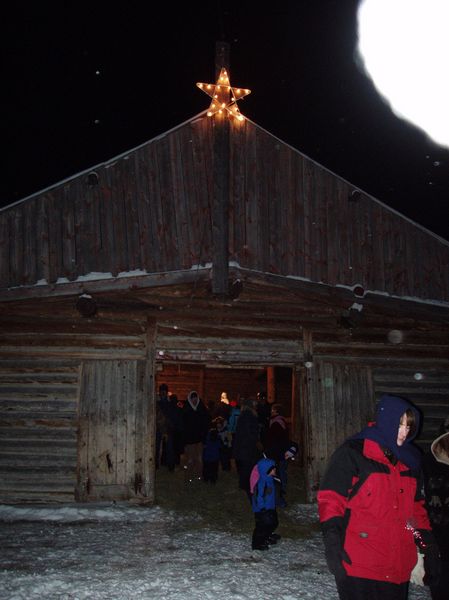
[267,366,276,402]
[301,328,315,502]
[212,41,230,297]
[198,366,205,400]
[215,42,229,79]
[290,366,300,444]
[141,318,156,500]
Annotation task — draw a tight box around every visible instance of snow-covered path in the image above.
[0,503,431,600]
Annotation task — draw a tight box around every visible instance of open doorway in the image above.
[153,362,306,512]
[154,362,298,474]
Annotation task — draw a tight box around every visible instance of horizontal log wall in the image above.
[0,359,80,503]
[156,334,303,365]
[373,367,449,450]
[0,116,448,304]
[0,332,147,361]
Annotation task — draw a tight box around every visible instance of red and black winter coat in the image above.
[318,437,431,584]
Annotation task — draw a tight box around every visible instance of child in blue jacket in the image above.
[250,456,280,550]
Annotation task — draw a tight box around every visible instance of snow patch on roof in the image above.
[190,263,212,270]
[117,269,148,278]
[76,272,114,281]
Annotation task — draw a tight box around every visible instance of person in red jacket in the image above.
[318,394,441,600]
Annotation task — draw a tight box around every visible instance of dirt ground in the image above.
[154,458,319,538]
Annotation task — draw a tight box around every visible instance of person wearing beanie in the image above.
[318,394,440,600]
[422,416,449,600]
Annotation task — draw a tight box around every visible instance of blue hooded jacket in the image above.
[352,394,422,470]
[251,457,277,513]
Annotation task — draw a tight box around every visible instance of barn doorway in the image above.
[154,362,297,476]
[153,362,304,511]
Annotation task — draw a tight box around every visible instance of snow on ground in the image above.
[0,502,431,600]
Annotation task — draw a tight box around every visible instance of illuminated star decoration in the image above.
[196,68,251,121]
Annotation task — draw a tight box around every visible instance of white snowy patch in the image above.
[76,272,114,281]
[117,269,148,278]
[0,502,430,600]
[349,302,364,312]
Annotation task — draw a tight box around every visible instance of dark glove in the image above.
[323,525,352,581]
[417,529,442,587]
[423,544,442,587]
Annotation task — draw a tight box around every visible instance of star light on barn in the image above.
[196,68,251,121]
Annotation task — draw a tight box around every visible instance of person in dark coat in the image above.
[181,390,210,481]
[202,420,222,484]
[158,389,183,471]
[232,397,261,500]
[422,416,449,600]
[256,391,272,446]
[264,403,291,507]
[215,415,232,471]
[214,392,232,422]
[318,394,440,600]
[155,383,169,469]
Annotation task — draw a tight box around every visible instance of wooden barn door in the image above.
[77,359,154,502]
[303,361,375,502]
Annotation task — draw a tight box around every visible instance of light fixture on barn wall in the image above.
[352,284,365,298]
[76,294,97,317]
[304,352,314,369]
[229,278,243,299]
[196,68,251,121]
[349,189,361,202]
[86,171,99,187]
[387,329,404,344]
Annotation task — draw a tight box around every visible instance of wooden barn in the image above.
[1,53,449,504]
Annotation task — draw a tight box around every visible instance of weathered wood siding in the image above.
[1,116,448,303]
[77,359,154,502]
[0,118,215,288]
[302,360,449,501]
[0,324,147,361]
[0,320,154,503]
[0,359,79,502]
[373,367,449,450]
[229,121,449,301]
[303,360,375,501]
[156,333,303,365]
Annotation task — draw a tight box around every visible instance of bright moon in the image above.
[357,0,449,148]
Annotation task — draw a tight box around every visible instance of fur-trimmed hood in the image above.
[431,431,449,466]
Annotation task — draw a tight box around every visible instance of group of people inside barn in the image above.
[156,383,448,600]
[155,384,295,485]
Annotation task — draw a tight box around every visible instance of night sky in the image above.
[2,1,449,240]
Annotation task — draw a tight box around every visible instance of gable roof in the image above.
[1,112,448,306]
